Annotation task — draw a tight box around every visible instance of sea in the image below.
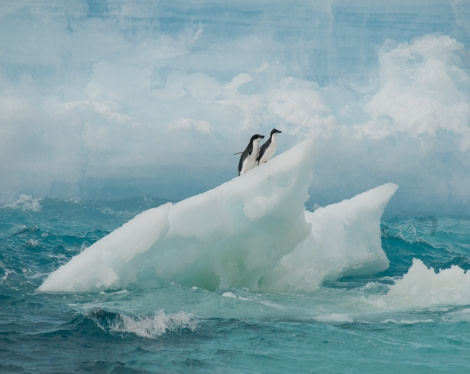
[1,194,470,373]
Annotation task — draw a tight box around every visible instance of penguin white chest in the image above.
[240,141,260,174]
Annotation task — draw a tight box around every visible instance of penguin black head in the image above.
[271,129,282,136]
[250,134,265,143]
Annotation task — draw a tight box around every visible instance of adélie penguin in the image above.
[257,128,282,164]
[238,134,265,175]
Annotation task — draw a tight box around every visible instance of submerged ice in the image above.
[39,139,398,293]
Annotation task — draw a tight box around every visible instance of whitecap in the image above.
[111,310,197,339]
[4,194,42,212]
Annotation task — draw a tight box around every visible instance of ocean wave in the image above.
[3,195,42,212]
[86,309,198,339]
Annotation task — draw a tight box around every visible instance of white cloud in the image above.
[168,118,212,134]
[266,78,335,137]
[65,100,131,124]
[362,35,470,149]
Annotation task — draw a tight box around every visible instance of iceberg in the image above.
[378,259,470,309]
[38,139,397,293]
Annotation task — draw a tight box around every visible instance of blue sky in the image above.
[0,1,469,214]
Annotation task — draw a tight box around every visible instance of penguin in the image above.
[257,128,282,165]
[238,134,265,175]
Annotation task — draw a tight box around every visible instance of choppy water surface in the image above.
[1,197,469,373]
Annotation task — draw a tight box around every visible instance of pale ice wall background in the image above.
[1,0,469,214]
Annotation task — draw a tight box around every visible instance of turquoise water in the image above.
[1,197,470,373]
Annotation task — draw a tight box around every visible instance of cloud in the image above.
[362,35,470,149]
[168,118,212,134]
[266,78,336,137]
[65,100,131,124]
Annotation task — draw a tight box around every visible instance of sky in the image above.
[0,0,469,214]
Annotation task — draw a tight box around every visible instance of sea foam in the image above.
[88,309,197,339]
[3,194,42,212]
[38,138,397,293]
